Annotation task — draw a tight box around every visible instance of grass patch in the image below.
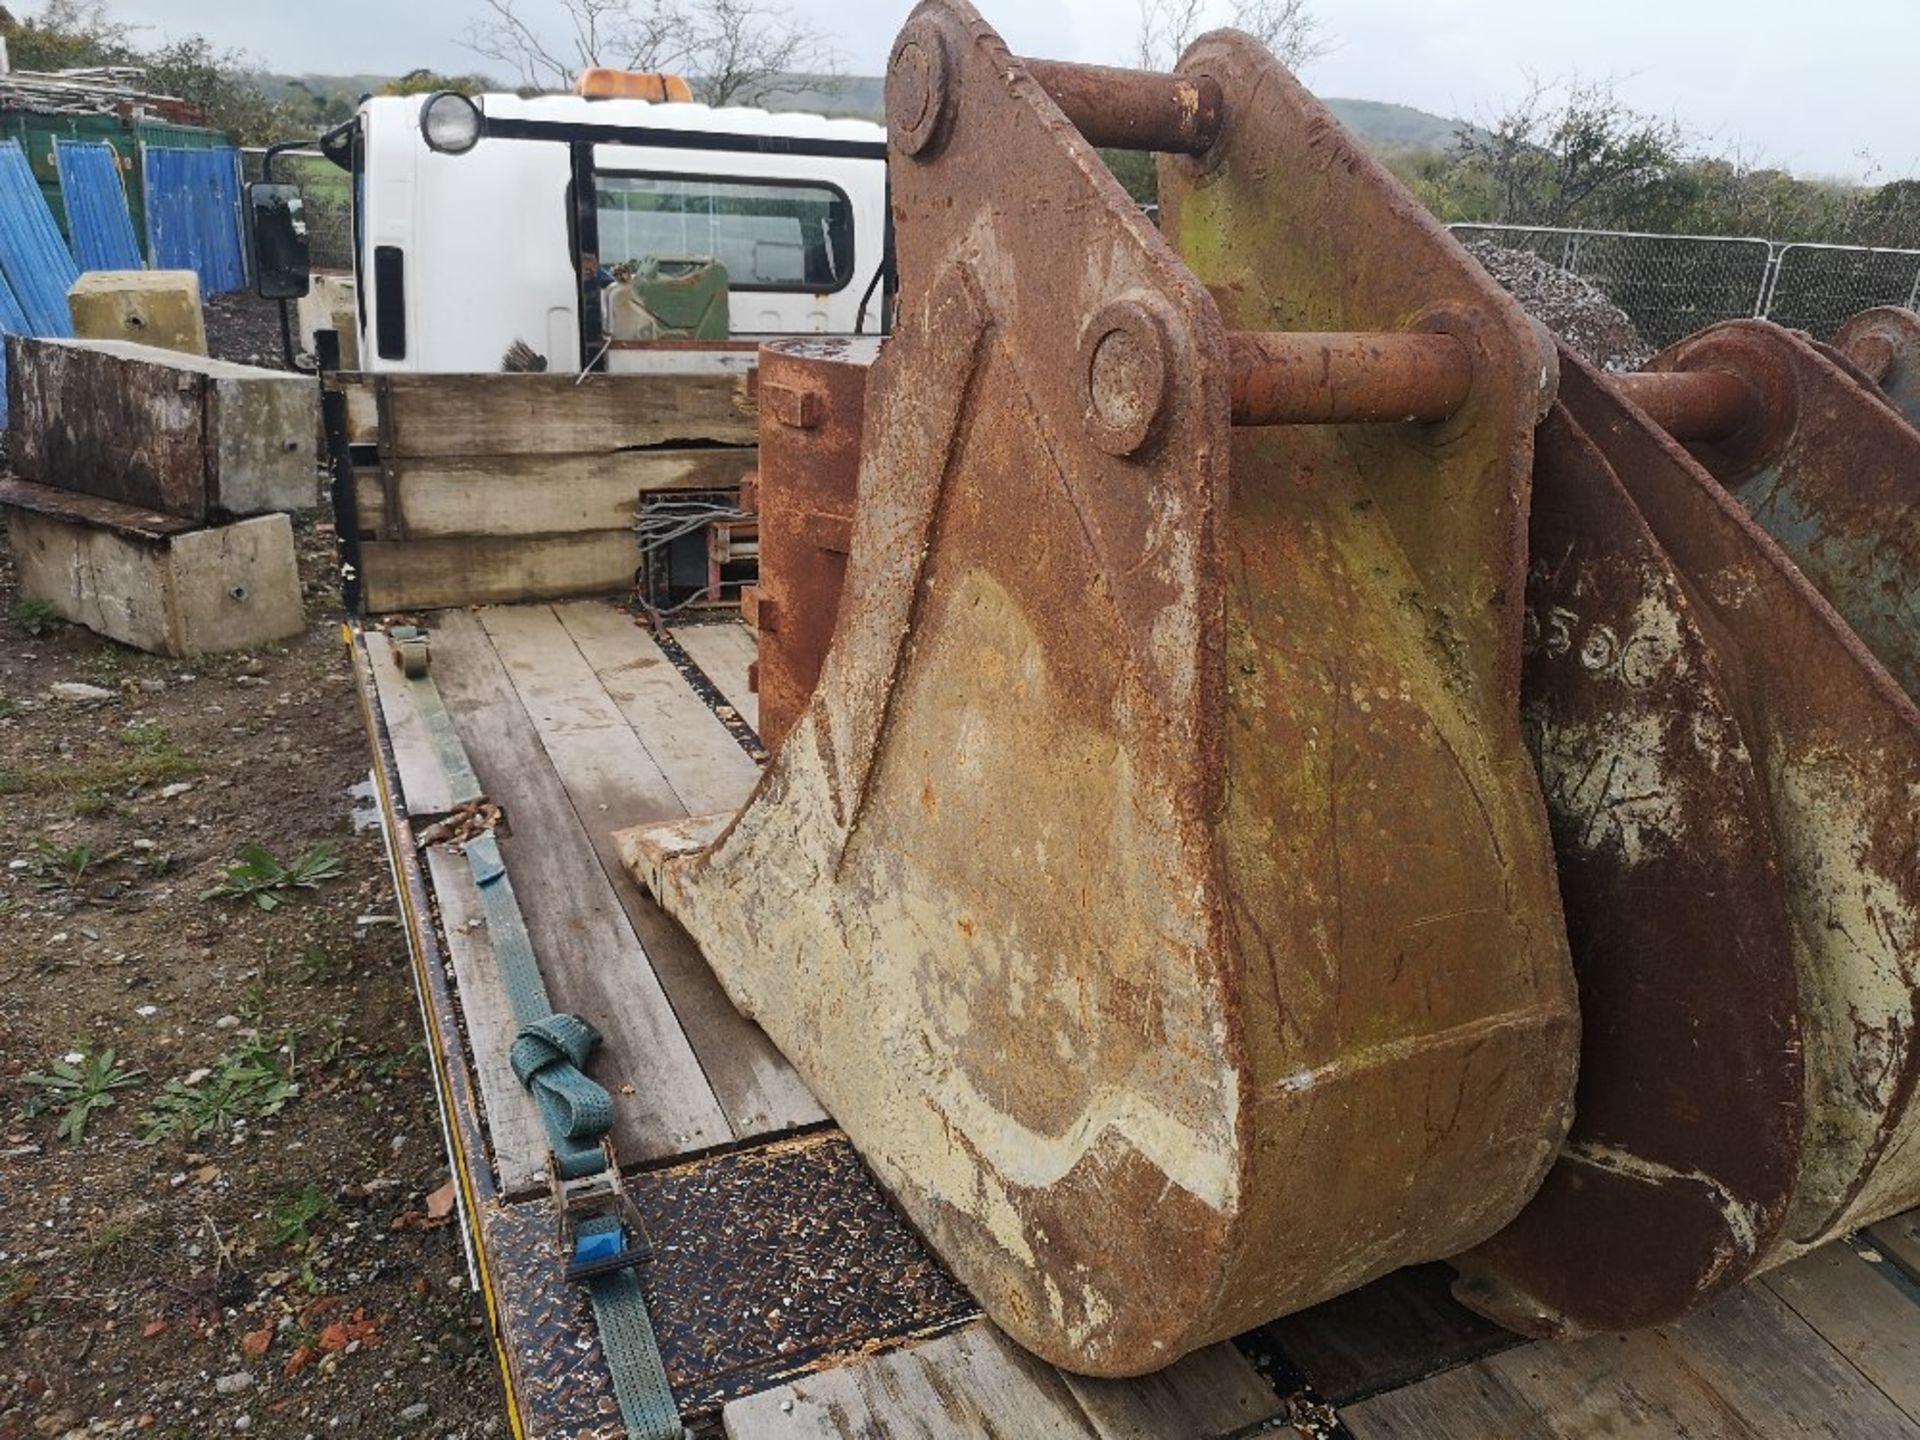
[0,744,201,797]
[12,598,59,636]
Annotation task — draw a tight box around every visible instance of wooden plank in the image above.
[672,620,760,730]
[478,604,822,1141]
[362,628,552,1196]
[1060,1342,1284,1437]
[362,371,758,457]
[1655,1277,1920,1439]
[1342,1361,1549,1438]
[422,847,551,1196]
[555,602,762,817]
[1764,1246,1920,1424]
[428,609,730,1171]
[357,533,637,612]
[1257,1262,1518,1405]
[1481,1330,1757,1438]
[1869,1209,1920,1283]
[352,449,757,538]
[723,1324,1272,1440]
[362,630,455,817]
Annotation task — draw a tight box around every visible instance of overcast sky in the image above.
[113,0,1917,179]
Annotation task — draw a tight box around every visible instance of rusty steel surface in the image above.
[1653,320,1920,701]
[1836,305,1920,430]
[752,337,875,750]
[1455,361,1804,1335]
[1021,58,1222,153]
[1226,330,1472,424]
[1457,352,1920,1334]
[625,0,1577,1377]
[1606,368,1753,443]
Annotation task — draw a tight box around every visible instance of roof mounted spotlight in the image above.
[420,91,483,155]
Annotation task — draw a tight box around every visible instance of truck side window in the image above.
[594,174,853,293]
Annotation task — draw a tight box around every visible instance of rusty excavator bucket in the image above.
[1837,304,1920,433]
[620,0,1583,1375]
[1454,329,1920,1335]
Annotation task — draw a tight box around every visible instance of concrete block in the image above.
[6,499,305,656]
[296,274,359,369]
[67,270,207,356]
[8,335,321,517]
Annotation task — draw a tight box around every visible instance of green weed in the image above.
[269,1183,330,1248]
[140,1034,299,1143]
[202,843,344,911]
[21,1047,147,1144]
[295,945,347,985]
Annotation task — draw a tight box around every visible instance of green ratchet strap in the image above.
[388,626,686,1440]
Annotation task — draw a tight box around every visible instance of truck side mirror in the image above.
[247,182,311,300]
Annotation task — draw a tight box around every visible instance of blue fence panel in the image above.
[0,139,78,338]
[0,269,34,425]
[56,139,142,271]
[142,145,247,295]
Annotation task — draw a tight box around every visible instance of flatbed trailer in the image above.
[349,597,1920,1439]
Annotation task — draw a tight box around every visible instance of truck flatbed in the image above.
[351,599,1920,1438]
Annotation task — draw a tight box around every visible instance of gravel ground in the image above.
[200,293,293,373]
[0,299,505,1440]
[1464,240,1656,371]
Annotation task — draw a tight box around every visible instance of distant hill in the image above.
[253,70,1477,153]
[1325,97,1479,152]
[253,72,397,104]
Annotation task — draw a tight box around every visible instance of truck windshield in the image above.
[594,173,852,292]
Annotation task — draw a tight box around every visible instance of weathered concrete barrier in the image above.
[8,335,319,518]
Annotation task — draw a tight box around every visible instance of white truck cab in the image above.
[323,87,890,374]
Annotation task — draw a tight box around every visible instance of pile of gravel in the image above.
[1463,240,1655,372]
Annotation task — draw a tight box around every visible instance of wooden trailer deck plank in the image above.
[721,1322,1279,1439]
[428,609,731,1176]
[363,630,457,818]
[1660,1278,1919,1437]
[365,628,553,1194]
[1341,1360,1546,1438]
[1479,1329,1758,1438]
[478,604,823,1141]
[1344,1266,1920,1439]
[1762,1245,1920,1424]
[422,848,552,1198]
[670,619,760,731]
[1870,1211,1920,1283]
[555,601,763,816]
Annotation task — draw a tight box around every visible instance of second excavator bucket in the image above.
[620,0,1580,1376]
[1837,304,1920,431]
[1454,331,1920,1335]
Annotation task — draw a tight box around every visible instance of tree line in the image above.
[1378,75,1920,250]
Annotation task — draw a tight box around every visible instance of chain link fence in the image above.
[240,147,352,273]
[1451,223,1920,349]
